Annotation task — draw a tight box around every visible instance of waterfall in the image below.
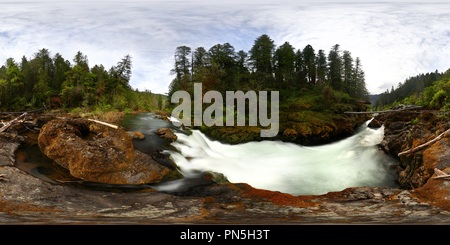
[152,118,398,195]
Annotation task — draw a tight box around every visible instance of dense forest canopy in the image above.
[165,34,374,143]
[168,34,369,103]
[0,49,164,112]
[0,34,370,117]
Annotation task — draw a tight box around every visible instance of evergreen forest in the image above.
[0,49,164,113]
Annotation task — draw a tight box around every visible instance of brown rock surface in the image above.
[375,111,450,189]
[37,118,180,185]
[3,111,450,226]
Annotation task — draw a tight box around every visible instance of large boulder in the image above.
[37,118,181,185]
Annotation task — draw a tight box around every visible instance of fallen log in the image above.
[0,112,27,133]
[398,128,450,157]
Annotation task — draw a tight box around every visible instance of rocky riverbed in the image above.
[2,110,450,225]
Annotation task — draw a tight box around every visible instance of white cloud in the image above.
[0,1,450,95]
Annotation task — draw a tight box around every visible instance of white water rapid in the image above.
[155,118,398,196]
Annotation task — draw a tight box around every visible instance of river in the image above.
[121,112,399,195]
[15,112,398,195]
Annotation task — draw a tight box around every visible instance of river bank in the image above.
[1,109,450,224]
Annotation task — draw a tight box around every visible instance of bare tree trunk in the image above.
[0,112,27,133]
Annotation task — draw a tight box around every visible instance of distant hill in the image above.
[368,94,380,106]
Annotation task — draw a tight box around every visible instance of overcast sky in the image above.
[1,1,449,95]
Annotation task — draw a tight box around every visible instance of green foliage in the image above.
[32,79,52,107]
[0,49,164,113]
[411,117,420,125]
[378,71,450,111]
[167,39,369,141]
[249,34,275,76]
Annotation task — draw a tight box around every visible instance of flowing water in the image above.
[127,113,399,195]
[15,112,399,195]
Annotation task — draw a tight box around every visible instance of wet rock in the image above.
[375,110,450,189]
[4,111,450,224]
[38,118,181,185]
[155,127,177,142]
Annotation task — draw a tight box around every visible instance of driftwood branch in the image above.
[54,117,120,129]
[344,106,422,114]
[432,168,450,179]
[0,112,27,133]
[398,128,450,157]
[0,174,7,182]
[88,119,119,129]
